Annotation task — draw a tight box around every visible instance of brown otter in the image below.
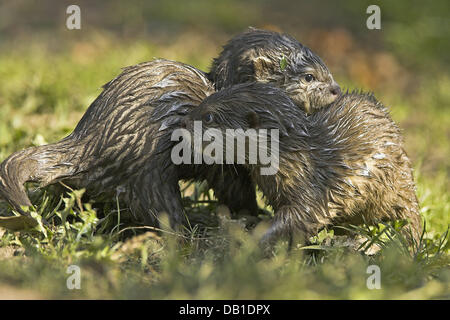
[183,83,422,245]
[208,27,341,113]
[0,59,261,228]
[0,29,342,229]
[190,28,342,217]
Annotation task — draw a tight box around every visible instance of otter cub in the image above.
[0,59,218,228]
[0,59,264,228]
[184,83,422,244]
[208,27,341,113]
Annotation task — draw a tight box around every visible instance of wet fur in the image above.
[208,27,340,113]
[0,59,261,227]
[186,83,422,244]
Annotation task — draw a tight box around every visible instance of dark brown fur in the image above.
[185,83,422,244]
[208,27,341,113]
[0,60,262,228]
[0,59,266,228]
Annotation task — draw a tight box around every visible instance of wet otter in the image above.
[0,59,272,228]
[183,83,422,244]
[208,27,341,113]
[191,28,342,217]
[0,29,342,228]
[0,59,223,228]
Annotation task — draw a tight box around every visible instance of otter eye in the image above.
[305,74,315,82]
[203,113,214,124]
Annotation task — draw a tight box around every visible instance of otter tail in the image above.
[0,140,78,212]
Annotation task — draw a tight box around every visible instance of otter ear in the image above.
[246,111,260,128]
[253,56,272,79]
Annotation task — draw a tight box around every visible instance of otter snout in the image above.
[329,83,341,97]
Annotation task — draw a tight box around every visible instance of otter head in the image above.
[182,83,308,174]
[269,48,341,113]
[209,28,341,114]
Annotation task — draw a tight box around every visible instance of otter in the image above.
[183,83,422,245]
[0,59,263,228]
[0,29,342,229]
[208,27,341,113]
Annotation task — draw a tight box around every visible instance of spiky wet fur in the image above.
[0,59,216,227]
[208,27,340,113]
[187,83,422,244]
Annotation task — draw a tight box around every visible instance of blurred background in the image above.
[0,0,448,299]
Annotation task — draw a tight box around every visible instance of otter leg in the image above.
[260,205,328,249]
[129,167,186,231]
[259,219,292,249]
[207,165,260,216]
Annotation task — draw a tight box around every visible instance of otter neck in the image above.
[248,122,338,212]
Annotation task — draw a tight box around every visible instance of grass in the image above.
[0,34,448,299]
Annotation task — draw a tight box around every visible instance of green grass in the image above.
[0,35,448,299]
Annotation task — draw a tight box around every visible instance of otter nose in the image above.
[330,84,341,96]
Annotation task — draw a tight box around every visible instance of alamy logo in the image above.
[171,121,280,175]
[66,5,81,30]
[66,265,81,290]
[366,265,381,289]
[366,5,381,30]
